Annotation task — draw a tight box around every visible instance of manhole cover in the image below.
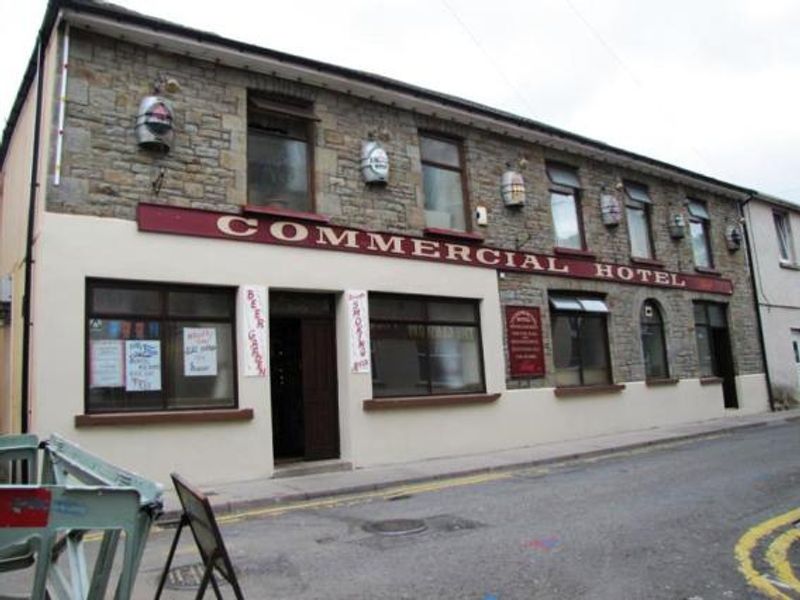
[164,563,230,590]
[363,518,428,536]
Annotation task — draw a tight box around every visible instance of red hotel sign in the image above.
[506,306,545,378]
[137,204,733,295]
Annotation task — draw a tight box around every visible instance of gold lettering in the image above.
[411,239,441,258]
[476,248,501,265]
[546,256,569,273]
[270,221,309,242]
[617,266,634,280]
[445,244,472,262]
[366,233,404,254]
[217,216,258,237]
[594,264,614,278]
[317,226,359,248]
[519,254,545,271]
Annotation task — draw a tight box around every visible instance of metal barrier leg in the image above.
[30,535,55,600]
[87,530,120,600]
[195,550,224,600]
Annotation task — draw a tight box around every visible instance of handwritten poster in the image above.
[90,340,124,388]
[505,306,545,378]
[240,285,267,377]
[346,290,371,373]
[125,340,162,391]
[183,328,218,377]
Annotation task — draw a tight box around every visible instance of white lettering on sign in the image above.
[270,221,309,243]
[240,285,267,377]
[217,216,258,237]
[347,290,371,374]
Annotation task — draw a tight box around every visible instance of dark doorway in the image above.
[270,292,340,462]
[694,302,739,409]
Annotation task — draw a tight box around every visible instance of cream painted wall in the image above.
[31,212,504,485]
[746,199,800,398]
[29,212,770,485]
[0,27,61,434]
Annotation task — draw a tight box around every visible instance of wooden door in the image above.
[712,328,739,409]
[301,319,340,460]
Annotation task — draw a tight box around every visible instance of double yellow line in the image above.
[735,507,800,598]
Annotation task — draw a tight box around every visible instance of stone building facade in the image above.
[0,1,769,486]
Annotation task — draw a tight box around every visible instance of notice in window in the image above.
[183,327,218,377]
[505,306,545,378]
[125,340,162,391]
[90,340,124,388]
[346,290,371,373]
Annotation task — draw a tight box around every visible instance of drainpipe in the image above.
[739,194,775,411]
[20,30,48,434]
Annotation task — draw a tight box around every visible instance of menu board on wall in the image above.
[90,340,124,388]
[125,340,162,391]
[505,306,545,378]
[183,328,218,377]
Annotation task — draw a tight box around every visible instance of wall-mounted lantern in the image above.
[501,164,526,207]
[135,96,175,152]
[668,212,686,239]
[360,140,389,184]
[600,191,622,226]
[725,224,743,251]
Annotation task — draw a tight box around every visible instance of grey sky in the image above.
[2,0,799,202]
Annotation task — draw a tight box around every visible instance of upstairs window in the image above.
[624,182,654,259]
[247,97,314,212]
[420,134,468,231]
[86,280,237,414]
[546,162,584,250]
[640,300,668,380]
[774,211,795,264]
[687,199,713,269]
[549,294,611,387]
[369,294,484,398]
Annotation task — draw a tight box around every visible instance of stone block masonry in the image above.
[48,29,763,385]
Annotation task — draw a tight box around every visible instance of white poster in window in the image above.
[346,290,371,373]
[183,328,218,377]
[125,340,162,391]
[90,340,124,388]
[240,285,267,377]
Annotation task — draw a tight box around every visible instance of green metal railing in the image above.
[0,433,163,599]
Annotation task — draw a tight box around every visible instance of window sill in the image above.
[779,261,800,271]
[75,408,254,427]
[363,393,500,411]
[630,256,664,268]
[423,227,485,244]
[554,384,626,397]
[242,204,330,224]
[699,376,723,386]
[553,247,596,260]
[645,377,679,387]
[694,266,721,276]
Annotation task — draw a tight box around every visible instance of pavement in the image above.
[160,408,800,520]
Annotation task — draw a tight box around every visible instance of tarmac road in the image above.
[130,419,800,599]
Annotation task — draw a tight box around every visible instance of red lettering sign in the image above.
[506,306,545,378]
[0,488,51,527]
[137,204,734,295]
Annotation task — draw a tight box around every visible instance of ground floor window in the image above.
[693,301,728,378]
[550,294,612,387]
[369,294,485,397]
[86,280,237,413]
[641,300,669,379]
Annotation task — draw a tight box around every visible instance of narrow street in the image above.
[4,420,799,599]
[130,419,800,599]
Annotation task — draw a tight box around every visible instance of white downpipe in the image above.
[53,22,70,187]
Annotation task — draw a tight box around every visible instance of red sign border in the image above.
[505,306,546,378]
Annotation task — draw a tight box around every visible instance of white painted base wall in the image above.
[26,213,770,486]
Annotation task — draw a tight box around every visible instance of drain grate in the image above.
[363,518,428,536]
[164,563,231,590]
